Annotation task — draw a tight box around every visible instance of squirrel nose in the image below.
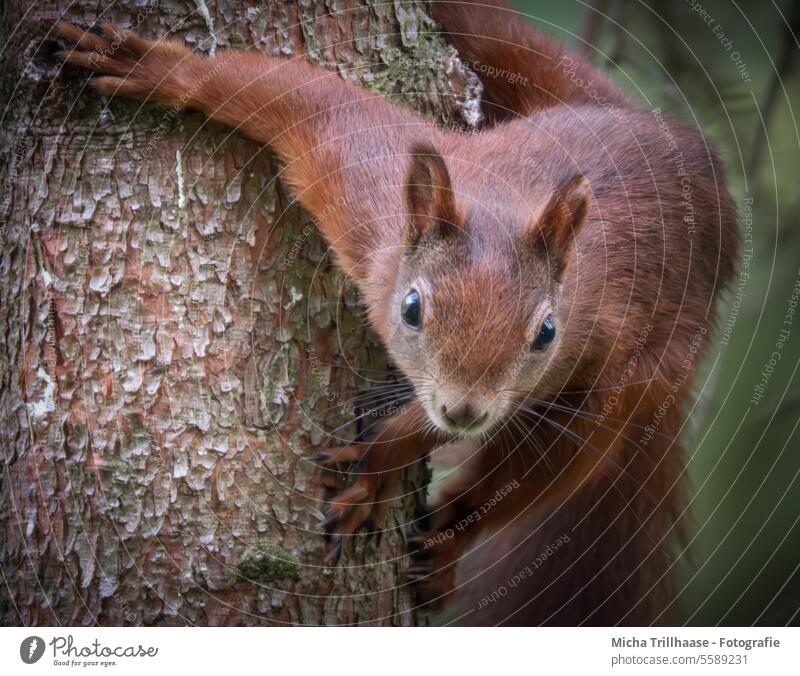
[440,402,488,429]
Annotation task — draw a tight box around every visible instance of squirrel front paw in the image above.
[56,22,193,102]
[312,444,400,564]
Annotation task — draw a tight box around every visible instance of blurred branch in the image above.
[608,0,628,65]
[580,0,627,68]
[747,0,800,178]
[580,0,611,56]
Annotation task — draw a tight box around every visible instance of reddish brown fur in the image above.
[431,0,628,122]
[57,1,738,625]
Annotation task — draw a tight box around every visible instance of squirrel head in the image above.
[384,143,591,437]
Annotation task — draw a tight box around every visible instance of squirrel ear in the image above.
[404,143,460,246]
[532,174,592,276]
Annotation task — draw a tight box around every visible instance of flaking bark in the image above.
[0,0,480,626]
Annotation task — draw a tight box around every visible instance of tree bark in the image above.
[0,0,480,626]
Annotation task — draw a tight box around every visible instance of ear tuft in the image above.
[404,143,460,246]
[532,173,592,276]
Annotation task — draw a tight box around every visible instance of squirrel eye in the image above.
[531,314,556,351]
[400,289,422,330]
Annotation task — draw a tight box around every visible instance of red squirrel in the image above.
[57,0,738,625]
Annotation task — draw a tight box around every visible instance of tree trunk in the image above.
[0,0,480,626]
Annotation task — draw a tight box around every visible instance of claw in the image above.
[313,444,394,566]
[413,505,433,531]
[308,444,364,469]
[323,538,343,566]
[56,22,109,52]
[321,512,338,538]
[407,533,432,554]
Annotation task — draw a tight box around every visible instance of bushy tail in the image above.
[450,454,688,625]
[431,0,628,122]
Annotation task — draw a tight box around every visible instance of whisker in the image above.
[504,377,660,397]
[339,386,413,407]
[315,362,400,377]
[529,423,557,477]
[347,381,414,397]
[529,398,673,452]
[323,401,410,438]
[510,417,535,477]
[511,413,557,477]
[550,395,674,442]
[345,387,414,410]
[311,384,414,419]
[515,406,657,503]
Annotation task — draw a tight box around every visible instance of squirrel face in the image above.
[384,144,591,437]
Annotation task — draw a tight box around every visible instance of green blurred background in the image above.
[510,0,800,625]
